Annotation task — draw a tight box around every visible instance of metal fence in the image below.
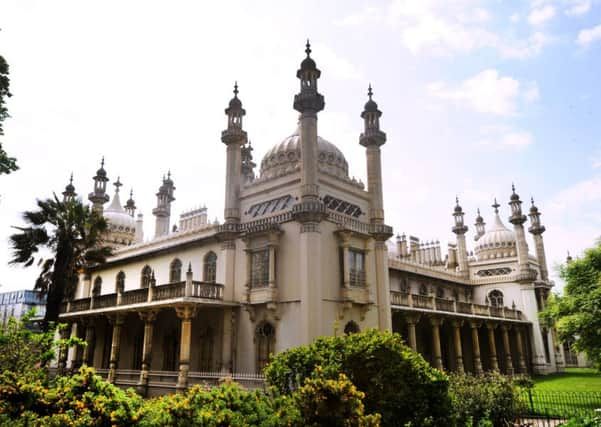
[517,390,601,426]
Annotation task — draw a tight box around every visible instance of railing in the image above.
[153,282,185,301]
[60,280,225,314]
[519,390,601,419]
[93,293,117,309]
[390,291,524,321]
[349,269,366,287]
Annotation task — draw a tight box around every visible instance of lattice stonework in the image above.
[250,249,270,288]
[323,195,363,218]
[476,267,512,277]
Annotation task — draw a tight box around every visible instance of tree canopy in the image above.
[9,196,112,330]
[540,240,601,368]
[0,52,18,175]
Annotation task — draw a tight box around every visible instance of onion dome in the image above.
[259,125,349,181]
[474,202,517,260]
[96,157,107,178]
[298,40,317,75]
[104,177,136,246]
[227,82,242,111]
[510,183,520,201]
[363,84,378,113]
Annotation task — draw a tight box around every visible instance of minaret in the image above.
[125,189,136,217]
[152,172,176,238]
[293,40,325,205]
[135,214,144,243]
[62,173,76,203]
[88,157,109,214]
[360,84,387,224]
[241,140,256,184]
[452,197,469,275]
[221,82,247,224]
[508,185,532,280]
[528,197,549,282]
[474,208,486,241]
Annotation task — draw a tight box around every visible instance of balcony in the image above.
[390,291,524,321]
[60,281,225,315]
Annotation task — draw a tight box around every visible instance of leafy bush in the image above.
[448,372,525,427]
[0,366,142,426]
[561,414,601,427]
[264,329,450,427]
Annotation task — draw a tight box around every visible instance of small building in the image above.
[0,289,46,325]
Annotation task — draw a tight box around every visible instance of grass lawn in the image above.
[533,368,601,392]
[523,368,601,417]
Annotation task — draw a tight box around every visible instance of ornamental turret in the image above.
[528,197,549,282]
[152,172,176,238]
[88,157,110,213]
[507,185,532,280]
[125,189,136,217]
[452,197,469,274]
[360,85,387,225]
[474,208,486,241]
[62,173,76,203]
[241,140,256,184]
[221,82,247,224]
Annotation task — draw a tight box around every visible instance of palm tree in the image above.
[10,195,112,330]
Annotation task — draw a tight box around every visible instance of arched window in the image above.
[170,259,182,283]
[419,283,428,296]
[344,321,360,335]
[436,287,445,299]
[92,277,102,297]
[204,252,217,283]
[489,290,504,307]
[141,265,152,289]
[116,271,125,294]
[400,278,409,293]
[255,322,275,373]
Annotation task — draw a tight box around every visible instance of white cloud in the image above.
[524,81,540,102]
[499,32,550,59]
[528,5,556,25]
[577,24,601,46]
[478,129,534,149]
[334,6,381,26]
[565,0,591,16]
[313,43,363,81]
[510,13,521,23]
[427,69,520,116]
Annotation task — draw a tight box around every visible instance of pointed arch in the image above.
[255,321,275,373]
[140,265,152,289]
[203,251,217,283]
[92,276,102,297]
[169,258,183,283]
[115,271,125,293]
[488,289,504,307]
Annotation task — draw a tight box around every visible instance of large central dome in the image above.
[474,213,517,260]
[259,127,349,181]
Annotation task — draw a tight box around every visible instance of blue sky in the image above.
[0,0,599,291]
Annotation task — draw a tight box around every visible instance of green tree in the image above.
[540,240,601,368]
[0,52,18,175]
[264,329,450,427]
[9,196,112,330]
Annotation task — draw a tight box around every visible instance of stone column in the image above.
[501,324,514,375]
[515,327,527,373]
[430,317,443,371]
[81,320,95,366]
[107,314,124,383]
[469,321,483,375]
[405,314,420,351]
[175,305,197,392]
[339,231,352,288]
[136,310,158,396]
[486,323,499,371]
[451,320,465,373]
[221,307,233,372]
[374,240,392,330]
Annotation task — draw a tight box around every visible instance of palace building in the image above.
[57,42,571,396]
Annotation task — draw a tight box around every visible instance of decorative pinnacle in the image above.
[187,262,192,273]
[455,195,459,205]
[114,176,122,191]
[477,208,481,215]
[101,156,105,168]
[233,81,239,97]
[531,196,535,206]
[492,198,500,213]
[167,170,171,179]
[305,39,311,56]
[69,172,74,184]
[368,84,373,100]
[129,189,134,199]
[512,183,516,194]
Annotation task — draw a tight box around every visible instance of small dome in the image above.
[475,214,517,260]
[259,127,349,181]
[104,190,136,240]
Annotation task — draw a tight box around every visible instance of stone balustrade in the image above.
[60,281,225,314]
[390,291,523,320]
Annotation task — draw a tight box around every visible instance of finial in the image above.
[187,262,192,273]
[101,156,105,168]
[233,81,239,97]
[492,198,500,213]
[130,188,134,199]
[512,183,516,194]
[305,39,311,56]
[167,169,171,179]
[477,208,481,215]
[368,84,373,100]
[531,196,535,205]
[455,195,459,205]
[114,176,122,191]
[69,172,74,184]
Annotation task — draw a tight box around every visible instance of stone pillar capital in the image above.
[485,321,498,330]
[469,320,482,329]
[138,310,159,323]
[175,305,197,320]
[107,313,125,326]
[429,316,444,327]
[451,319,464,328]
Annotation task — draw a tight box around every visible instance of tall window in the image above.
[348,249,365,287]
[256,322,275,372]
[198,327,214,371]
[489,290,504,307]
[116,271,125,294]
[92,277,102,297]
[204,252,217,283]
[250,249,270,288]
[419,283,428,296]
[170,258,182,283]
[141,265,152,289]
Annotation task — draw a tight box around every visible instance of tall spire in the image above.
[360,84,386,147]
[294,39,325,114]
[492,198,500,214]
[88,157,110,213]
[62,173,77,202]
[152,173,176,237]
[474,208,486,241]
[125,188,136,217]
